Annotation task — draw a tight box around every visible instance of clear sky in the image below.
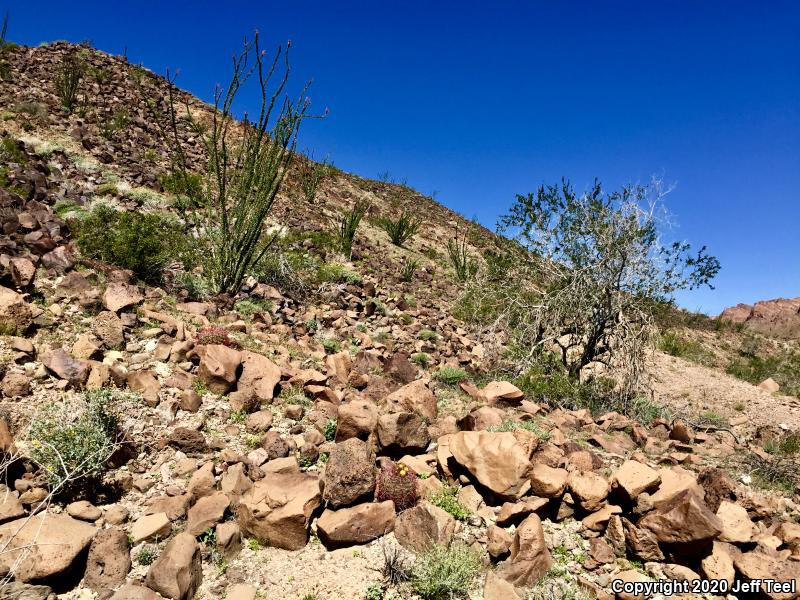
[3,1,798,314]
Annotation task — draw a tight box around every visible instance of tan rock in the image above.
[582,504,622,532]
[84,527,132,593]
[394,501,457,552]
[448,431,532,500]
[186,491,230,536]
[41,348,90,387]
[567,471,610,511]
[103,282,143,313]
[238,472,322,550]
[734,550,800,600]
[238,350,281,402]
[226,583,257,600]
[131,512,172,543]
[484,571,522,600]
[611,460,661,501]
[0,285,35,334]
[649,466,704,507]
[614,570,650,600]
[93,310,125,348]
[196,344,242,394]
[128,370,161,407]
[317,500,395,548]
[377,412,430,452]
[759,377,780,393]
[639,489,722,545]
[335,399,378,441]
[498,513,552,587]
[216,521,242,558]
[145,532,202,600]
[486,524,513,558]
[384,379,437,422]
[529,463,568,498]
[483,380,524,404]
[716,500,754,543]
[66,500,102,521]
[0,513,96,582]
[701,541,735,586]
[323,437,376,508]
[110,584,163,599]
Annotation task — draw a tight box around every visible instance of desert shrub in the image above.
[29,388,123,490]
[136,545,157,565]
[335,202,368,259]
[428,484,470,520]
[320,337,341,354]
[0,13,10,80]
[0,136,26,163]
[487,419,552,441]
[100,108,130,140]
[75,204,186,283]
[53,199,86,219]
[410,544,481,600]
[151,33,316,295]
[400,257,419,282]
[447,229,478,282]
[411,353,430,368]
[253,252,310,297]
[196,325,235,347]
[657,331,714,365]
[324,419,337,442]
[54,51,84,112]
[726,348,800,398]
[381,542,410,585]
[95,182,119,196]
[461,179,719,407]
[375,461,418,511]
[378,210,420,247]
[418,329,438,342]
[280,384,310,406]
[174,271,212,301]
[433,366,467,385]
[234,298,273,317]
[364,581,385,600]
[318,262,363,285]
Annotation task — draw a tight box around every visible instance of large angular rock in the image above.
[323,438,376,508]
[649,466,704,507]
[41,348,90,387]
[103,282,143,313]
[110,585,162,600]
[0,513,96,582]
[335,399,378,442]
[716,500,754,543]
[498,513,552,587]
[734,551,800,600]
[639,489,722,546]
[237,351,281,402]
[128,370,161,407]
[238,472,322,550]
[377,412,430,452]
[394,501,457,552]
[93,310,125,348]
[529,463,568,498]
[317,500,395,548]
[701,541,735,586]
[611,460,661,501]
[567,471,610,511]
[84,527,132,594]
[384,380,437,422]
[448,431,531,500]
[131,512,172,543]
[0,582,56,600]
[144,532,202,600]
[196,344,242,394]
[0,285,35,334]
[483,381,524,404]
[186,491,230,536]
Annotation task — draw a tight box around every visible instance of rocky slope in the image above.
[0,41,799,600]
[720,297,800,339]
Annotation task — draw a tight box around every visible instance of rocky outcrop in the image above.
[719,296,800,338]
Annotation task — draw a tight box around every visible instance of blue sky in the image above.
[3,1,798,314]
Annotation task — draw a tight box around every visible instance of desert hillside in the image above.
[0,40,799,600]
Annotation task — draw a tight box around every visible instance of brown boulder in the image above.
[734,550,800,600]
[186,491,230,536]
[237,351,281,402]
[639,489,722,546]
[238,472,322,550]
[610,460,661,501]
[716,500,754,543]
[498,513,552,587]
[93,310,125,348]
[317,500,395,548]
[103,282,143,313]
[335,399,378,441]
[448,431,532,500]
[487,524,513,558]
[483,380,524,405]
[566,471,610,511]
[323,438,376,508]
[110,584,163,599]
[0,513,96,582]
[197,344,242,394]
[377,412,430,452]
[529,463,568,498]
[41,348,90,387]
[394,501,457,552]
[384,379,437,422]
[144,532,202,600]
[0,285,35,334]
[84,527,132,594]
[128,370,161,407]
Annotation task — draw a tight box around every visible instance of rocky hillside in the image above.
[1,41,799,600]
[720,297,800,339]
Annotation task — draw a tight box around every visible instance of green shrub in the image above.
[324,419,338,442]
[375,461,418,511]
[447,230,478,282]
[488,419,552,441]
[410,544,481,600]
[296,154,331,203]
[428,484,470,520]
[320,337,341,354]
[378,210,420,247]
[234,298,273,317]
[418,329,438,342]
[433,366,467,385]
[657,331,714,365]
[95,182,119,196]
[365,581,385,600]
[400,257,419,282]
[75,204,187,283]
[411,353,430,368]
[136,545,157,565]
[0,136,26,163]
[29,388,124,490]
[174,271,212,301]
[335,202,367,259]
[318,263,363,285]
[726,349,800,398]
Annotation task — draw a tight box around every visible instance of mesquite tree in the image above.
[462,178,720,395]
[156,33,317,294]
